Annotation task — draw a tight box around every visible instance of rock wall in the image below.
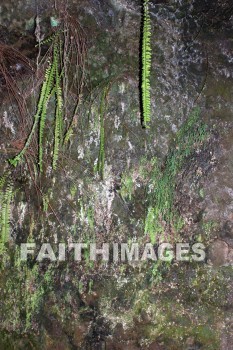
[0,0,232,349]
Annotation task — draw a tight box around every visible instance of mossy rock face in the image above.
[0,0,233,349]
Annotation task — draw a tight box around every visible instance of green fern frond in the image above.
[52,38,63,170]
[63,126,74,145]
[9,21,84,171]
[35,32,57,47]
[9,61,55,168]
[0,173,8,192]
[141,0,152,128]
[0,182,13,246]
[39,61,56,172]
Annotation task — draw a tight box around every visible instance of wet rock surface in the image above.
[0,0,232,349]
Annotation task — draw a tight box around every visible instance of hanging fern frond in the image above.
[9,15,86,172]
[63,126,74,145]
[141,0,152,128]
[9,61,55,168]
[35,32,58,47]
[0,182,13,247]
[0,173,8,192]
[97,86,109,180]
[53,38,63,170]
[39,61,56,172]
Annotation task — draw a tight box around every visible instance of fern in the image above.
[0,182,13,248]
[141,0,152,128]
[52,38,63,170]
[0,173,8,191]
[35,32,58,47]
[39,61,56,172]
[9,18,85,171]
[9,61,55,168]
[63,126,74,145]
